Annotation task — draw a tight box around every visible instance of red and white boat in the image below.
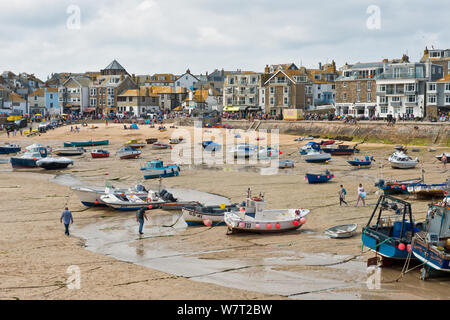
[91,149,110,158]
[117,147,141,159]
[152,142,171,150]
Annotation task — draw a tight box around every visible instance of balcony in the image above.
[376,72,423,80]
[391,101,402,107]
[386,88,405,95]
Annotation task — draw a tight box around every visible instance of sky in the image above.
[0,0,449,80]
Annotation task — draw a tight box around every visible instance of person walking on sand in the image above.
[60,207,73,236]
[136,207,148,235]
[339,185,348,206]
[355,184,366,207]
[442,153,447,170]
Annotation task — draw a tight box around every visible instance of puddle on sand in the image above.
[184,164,296,175]
[73,213,373,300]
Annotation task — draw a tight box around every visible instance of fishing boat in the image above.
[388,151,419,169]
[202,141,222,152]
[152,142,171,150]
[224,189,309,234]
[362,195,424,260]
[0,144,21,154]
[305,170,334,184]
[279,160,294,168]
[435,152,450,161]
[257,146,281,159]
[229,144,258,158]
[100,188,198,211]
[53,148,86,156]
[303,149,331,163]
[91,149,110,158]
[36,157,74,170]
[117,146,141,159]
[10,145,48,168]
[407,179,450,198]
[182,203,240,226]
[140,160,180,179]
[411,196,450,280]
[299,141,321,155]
[347,156,374,167]
[322,144,359,156]
[325,224,358,238]
[124,139,146,149]
[64,140,109,147]
[72,183,148,207]
[375,175,424,195]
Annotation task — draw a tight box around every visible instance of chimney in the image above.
[319,62,322,70]
[264,65,269,74]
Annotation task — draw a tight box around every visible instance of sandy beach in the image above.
[0,122,449,300]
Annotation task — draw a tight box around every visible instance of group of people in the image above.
[338,184,366,207]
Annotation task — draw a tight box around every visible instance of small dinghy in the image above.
[224,189,309,234]
[304,149,331,163]
[305,170,334,184]
[152,142,171,150]
[124,139,146,149]
[279,160,294,168]
[64,140,109,147]
[54,148,86,156]
[91,149,110,158]
[36,157,74,170]
[325,224,358,238]
[347,156,374,167]
[169,138,182,144]
[117,146,141,159]
[146,138,158,144]
[0,144,21,154]
[182,203,240,226]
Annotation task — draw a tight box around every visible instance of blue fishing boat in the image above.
[141,160,180,179]
[305,170,334,184]
[374,177,423,195]
[299,141,321,155]
[347,156,374,167]
[362,195,424,260]
[412,198,450,280]
[202,140,222,152]
[0,144,21,154]
[10,146,48,168]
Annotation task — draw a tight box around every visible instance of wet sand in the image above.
[0,123,449,300]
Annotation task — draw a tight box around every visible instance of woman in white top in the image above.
[355,183,366,207]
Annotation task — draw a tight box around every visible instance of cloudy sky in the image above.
[0,0,448,80]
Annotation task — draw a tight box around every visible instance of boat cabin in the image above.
[423,203,450,248]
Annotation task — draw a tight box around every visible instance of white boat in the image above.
[229,144,258,158]
[117,146,141,159]
[435,153,450,161]
[224,189,309,233]
[72,184,148,207]
[36,157,74,170]
[388,151,419,169]
[325,224,358,238]
[304,149,331,163]
[182,203,240,226]
[100,189,198,211]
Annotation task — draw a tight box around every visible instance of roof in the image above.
[9,92,25,103]
[147,86,187,94]
[118,88,158,97]
[104,60,126,71]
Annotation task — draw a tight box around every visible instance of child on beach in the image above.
[339,185,348,206]
[355,184,366,207]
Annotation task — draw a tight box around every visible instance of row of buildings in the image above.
[1,47,449,119]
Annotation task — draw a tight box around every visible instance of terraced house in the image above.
[223,71,262,116]
[307,61,339,109]
[421,47,450,76]
[117,88,159,117]
[375,55,443,119]
[425,74,450,118]
[335,61,382,118]
[143,74,177,87]
[28,87,59,115]
[58,76,90,114]
[261,65,313,116]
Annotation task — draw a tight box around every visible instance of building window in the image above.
[445,95,450,104]
[343,82,347,88]
[284,87,289,94]
[445,83,450,91]
[391,96,400,102]
[356,92,360,102]
[270,87,274,94]
[406,107,414,114]
[378,85,386,92]
[367,81,372,90]
[380,106,388,113]
[407,95,416,103]
[428,95,436,104]
[314,74,321,81]
[367,92,371,101]
[284,97,288,105]
[270,97,274,105]
[379,96,387,104]
[357,82,361,91]
[428,83,436,91]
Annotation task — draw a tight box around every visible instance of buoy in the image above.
[401,185,405,190]
[293,220,299,226]
[240,207,245,212]
[239,222,245,228]
[148,205,153,209]
[398,243,405,251]
[325,160,329,164]
[406,244,412,252]
[280,151,282,155]
[94,199,99,205]
[299,218,306,225]
[358,165,361,168]
[105,172,109,175]
[275,223,281,229]
[255,223,260,228]
[220,203,226,209]
[203,219,212,227]
[266,223,272,229]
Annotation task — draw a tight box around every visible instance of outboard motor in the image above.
[159,189,177,202]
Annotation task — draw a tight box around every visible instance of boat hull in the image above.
[0,146,21,154]
[347,160,371,167]
[37,162,73,170]
[64,140,109,147]
[412,238,450,272]
[305,173,333,184]
[91,153,109,158]
[119,153,140,159]
[362,230,410,259]
[10,157,38,168]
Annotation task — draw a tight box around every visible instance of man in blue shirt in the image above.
[136,208,148,235]
[60,207,73,236]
